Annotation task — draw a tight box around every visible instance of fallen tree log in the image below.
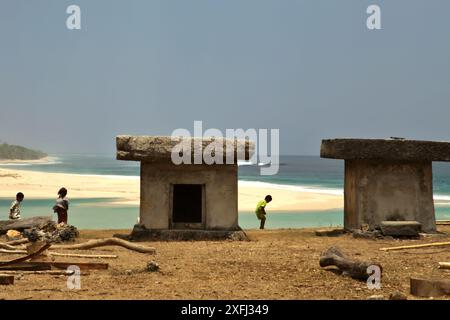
[48,252,117,259]
[0,216,53,234]
[0,274,14,285]
[0,249,118,259]
[380,241,450,252]
[410,277,450,297]
[319,246,382,280]
[50,238,156,254]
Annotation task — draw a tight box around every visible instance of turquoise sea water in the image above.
[1,154,450,229]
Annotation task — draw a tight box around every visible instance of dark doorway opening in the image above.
[172,184,203,223]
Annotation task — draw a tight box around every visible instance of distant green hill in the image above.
[0,143,47,160]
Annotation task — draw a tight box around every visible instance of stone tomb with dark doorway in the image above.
[115,135,252,241]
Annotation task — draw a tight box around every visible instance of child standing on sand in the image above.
[9,192,24,220]
[255,195,272,230]
[53,187,69,224]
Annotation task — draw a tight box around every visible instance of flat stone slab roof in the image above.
[117,135,254,163]
[321,138,450,161]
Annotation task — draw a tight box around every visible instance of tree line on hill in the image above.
[0,142,47,160]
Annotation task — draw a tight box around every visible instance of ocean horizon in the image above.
[1,154,450,229]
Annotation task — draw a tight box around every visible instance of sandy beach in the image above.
[0,167,343,212]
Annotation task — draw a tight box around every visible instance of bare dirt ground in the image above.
[1,227,450,300]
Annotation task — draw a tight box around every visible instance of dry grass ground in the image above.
[1,226,450,300]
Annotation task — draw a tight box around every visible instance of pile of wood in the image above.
[0,237,157,285]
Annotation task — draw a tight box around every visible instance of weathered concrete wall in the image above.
[140,163,238,230]
[344,160,436,232]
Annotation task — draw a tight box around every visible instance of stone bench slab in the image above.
[380,221,422,237]
[321,138,450,161]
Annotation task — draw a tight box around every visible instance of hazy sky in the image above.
[1,0,449,155]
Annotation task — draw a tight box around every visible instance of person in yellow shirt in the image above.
[255,195,272,229]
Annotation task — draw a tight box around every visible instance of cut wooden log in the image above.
[50,238,156,254]
[0,216,53,234]
[438,262,450,270]
[0,261,108,271]
[380,221,421,237]
[380,241,450,252]
[0,274,14,285]
[319,246,382,280]
[410,277,450,297]
[436,220,450,225]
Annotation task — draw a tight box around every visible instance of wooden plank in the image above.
[410,277,450,297]
[50,238,156,254]
[0,274,14,285]
[0,261,108,271]
[0,264,51,271]
[380,241,450,252]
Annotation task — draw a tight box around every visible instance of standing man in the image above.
[255,195,272,230]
